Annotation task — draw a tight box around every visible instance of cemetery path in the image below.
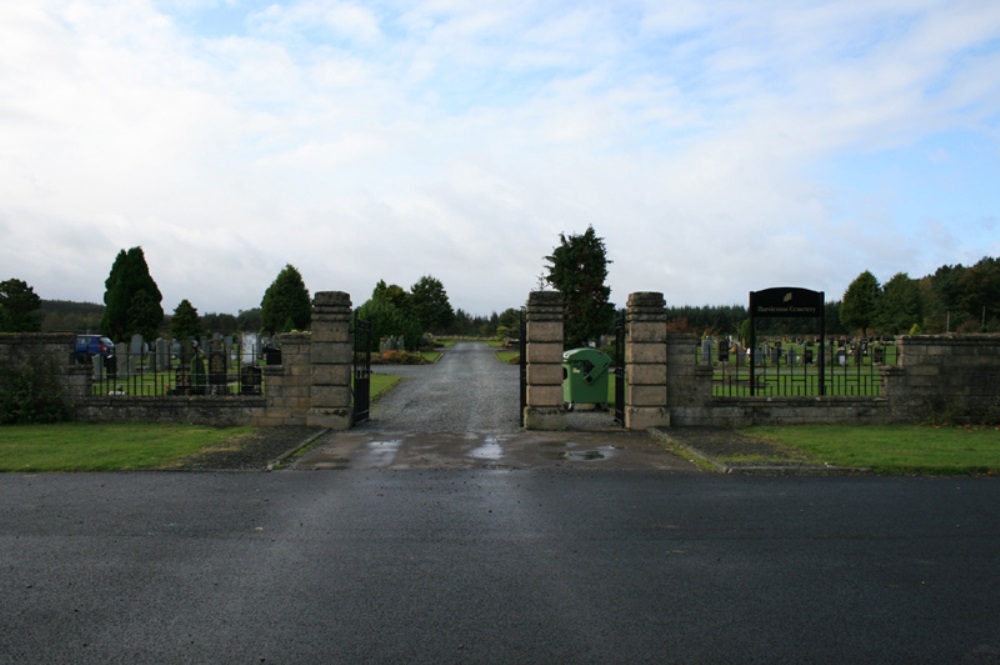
[360,341,521,434]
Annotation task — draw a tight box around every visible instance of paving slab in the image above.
[288,428,699,471]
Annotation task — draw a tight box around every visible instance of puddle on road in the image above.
[542,443,618,462]
[361,440,401,468]
[468,436,504,461]
[313,457,350,471]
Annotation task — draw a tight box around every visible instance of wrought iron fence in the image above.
[80,336,273,397]
[699,338,897,397]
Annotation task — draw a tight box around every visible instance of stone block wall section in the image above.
[886,335,1000,424]
[523,291,566,430]
[305,292,354,429]
[623,292,671,430]
[252,333,311,426]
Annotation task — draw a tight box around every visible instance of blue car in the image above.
[74,335,115,365]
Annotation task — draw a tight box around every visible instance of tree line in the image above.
[4,242,998,343]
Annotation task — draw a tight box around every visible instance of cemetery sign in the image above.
[748,287,826,396]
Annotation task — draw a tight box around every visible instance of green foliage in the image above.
[0,278,42,332]
[957,257,1000,328]
[409,275,455,334]
[237,308,262,332]
[840,270,880,336]
[200,312,237,335]
[261,264,311,333]
[0,354,68,424]
[171,299,202,339]
[356,298,422,351]
[544,225,615,347]
[877,273,923,334]
[372,280,410,310]
[101,247,164,342]
[39,300,104,333]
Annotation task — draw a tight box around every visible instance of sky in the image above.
[2,0,999,318]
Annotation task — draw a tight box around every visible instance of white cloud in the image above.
[0,0,998,318]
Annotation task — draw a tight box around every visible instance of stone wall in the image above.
[885,335,1000,424]
[523,291,566,430]
[663,330,1000,427]
[74,396,265,427]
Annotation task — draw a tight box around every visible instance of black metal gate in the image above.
[613,309,625,426]
[519,306,527,427]
[352,313,372,425]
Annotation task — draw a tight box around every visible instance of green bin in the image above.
[562,348,611,411]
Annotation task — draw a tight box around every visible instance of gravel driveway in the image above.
[361,341,521,433]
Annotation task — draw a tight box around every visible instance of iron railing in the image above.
[82,337,271,397]
[701,338,897,397]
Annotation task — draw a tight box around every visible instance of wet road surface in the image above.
[3,471,999,664]
[295,341,688,471]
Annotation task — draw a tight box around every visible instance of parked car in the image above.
[74,335,115,365]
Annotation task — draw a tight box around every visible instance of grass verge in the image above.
[747,424,1000,475]
[0,423,254,472]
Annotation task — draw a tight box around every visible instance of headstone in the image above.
[92,355,105,381]
[117,341,132,378]
[873,346,885,364]
[130,334,144,358]
[701,338,713,365]
[804,346,814,365]
[241,332,259,365]
[787,347,797,367]
[155,338,170,371]
[240,365,262,395]
[208,346,228,393]
[174,365,191,395]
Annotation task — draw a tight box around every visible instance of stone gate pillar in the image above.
[307,291,353,430]
[524,291,565,430]
[624,292,670,430]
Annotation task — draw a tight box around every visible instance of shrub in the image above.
[0,355,68,424]
[379,350,428,365]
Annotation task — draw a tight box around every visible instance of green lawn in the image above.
[748,424,1000,474]
[0,423,254,472]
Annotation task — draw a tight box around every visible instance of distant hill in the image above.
[39,300,104,333]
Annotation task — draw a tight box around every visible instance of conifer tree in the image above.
[544,226,615,347]
[170,299,203,340]
[101,247,163,342]
[261,264,311,333]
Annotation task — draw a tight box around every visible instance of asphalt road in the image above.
[3,471,999,664]
[4,343,999,663]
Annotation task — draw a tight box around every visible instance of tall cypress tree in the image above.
[544,226,615,348]
[101,247,164,342]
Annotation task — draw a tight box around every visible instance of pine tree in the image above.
[261,264,311,333]
[409,275,454,334]
[840,270,881,337]
[170,299,203,340]
[544,226,615,347]
[0,278,42,332]
[101,247,163,342]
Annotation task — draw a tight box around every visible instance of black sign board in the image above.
[750,288,824,318]
[748,287,826,396]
